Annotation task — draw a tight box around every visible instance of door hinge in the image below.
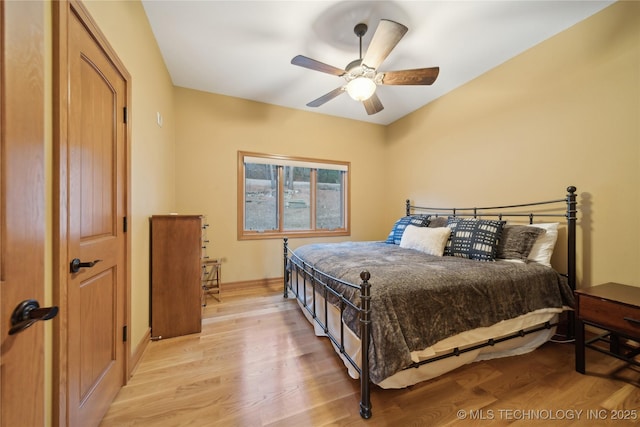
[123,216,127,233]
[123,325,128,342]
[123,106,128,124]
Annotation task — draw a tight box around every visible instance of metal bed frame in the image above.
[283,186,577,419]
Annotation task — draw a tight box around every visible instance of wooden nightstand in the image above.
[575,282,640,373]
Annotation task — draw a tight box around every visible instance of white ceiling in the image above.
[141,1,614,126]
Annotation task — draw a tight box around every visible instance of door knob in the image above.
[8,299,59,335]
[70,258,102,273]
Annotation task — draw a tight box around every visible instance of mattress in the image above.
[289,274,560,388]
[288,241,572,385]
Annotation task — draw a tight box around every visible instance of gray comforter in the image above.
[291,241,574,384]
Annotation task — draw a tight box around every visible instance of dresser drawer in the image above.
[579,295,640,338]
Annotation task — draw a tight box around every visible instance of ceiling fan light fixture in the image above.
[292,19,437,115]
[346,77,376,101]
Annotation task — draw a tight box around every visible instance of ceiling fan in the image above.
[291,19,439,115]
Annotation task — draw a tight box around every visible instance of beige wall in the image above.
[173,1,639,290]
[77,0,639,368]
[173,88,388,283]
[386,1,640,288]
[82,0,176,350]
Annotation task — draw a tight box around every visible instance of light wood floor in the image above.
[100,284,640,426]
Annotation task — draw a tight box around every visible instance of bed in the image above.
[283,186,578,419]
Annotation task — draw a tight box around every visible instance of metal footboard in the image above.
[284,238,373,418]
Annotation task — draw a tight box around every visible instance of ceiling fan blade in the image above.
[362,20,408,70]
[306,86,345,108]
[291,55,345,77]
[381,67,440,86]
[363,93,384,115]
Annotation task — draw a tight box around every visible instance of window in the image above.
[238,151,350,239]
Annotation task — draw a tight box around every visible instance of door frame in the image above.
[52,1,132,424]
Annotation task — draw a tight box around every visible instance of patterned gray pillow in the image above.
[445,217,506,261]
[427,216,448,228]
[496,225,545,261]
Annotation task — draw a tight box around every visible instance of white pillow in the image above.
[526,223,559,267]
[399,225,452,256]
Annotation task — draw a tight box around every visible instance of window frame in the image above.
[237,151,351,240]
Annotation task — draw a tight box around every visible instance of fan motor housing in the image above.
[346,59,363,72]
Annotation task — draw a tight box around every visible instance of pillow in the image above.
[399,225,452,256]
[526,223,559,267]
[385,215,430,244]
[443,216,460,255]
[427,216,448,228]
[445,217,506,261]
[496,225,545,261]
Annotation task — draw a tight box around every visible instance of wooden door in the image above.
[54,2,130,425]
[0,1,47,426]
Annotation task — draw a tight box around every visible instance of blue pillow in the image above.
[385,215,430,244]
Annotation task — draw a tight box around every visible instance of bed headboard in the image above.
[405,186,578,291]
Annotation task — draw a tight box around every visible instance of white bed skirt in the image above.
[288,275,560,389]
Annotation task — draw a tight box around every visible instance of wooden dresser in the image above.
[150,215,205,339]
